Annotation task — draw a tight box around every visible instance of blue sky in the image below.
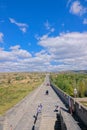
[0,0,87,72]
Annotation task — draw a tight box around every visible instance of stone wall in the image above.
[51,83,87,126]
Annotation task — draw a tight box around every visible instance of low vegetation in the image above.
[80,101,87,107]
[50,72,87,97]
[0,72,45,115]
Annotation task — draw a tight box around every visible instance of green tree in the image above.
[78,80,86,97]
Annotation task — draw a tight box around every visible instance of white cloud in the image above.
[20,27,27,33]
[9,18,28,33]
[10,45,20,50]
[35,34,40,40]
[0,45,31,61]
[0,45,33,72]
[44,20,55,33]
[0,32,87,72]
[83,18,87,24]
[0,49,51,72]
[50,28,55,32]
[44,20,50,30]
[70,1,87,16]
[10,45,32,58]
[40,34,48,41]
[0,32,4,43]
[39,32,87,51]
[37,32,87,71]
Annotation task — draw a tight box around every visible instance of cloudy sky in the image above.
[0,0,87,72]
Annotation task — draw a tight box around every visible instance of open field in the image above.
[0,72,45,115]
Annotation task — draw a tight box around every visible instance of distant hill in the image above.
[72,70,87,74]
[57,70,87,74]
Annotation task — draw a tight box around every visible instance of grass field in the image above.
[0,72,45,115]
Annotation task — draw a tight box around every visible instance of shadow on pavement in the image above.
[32,125,35,130]
[72,113,87,130]
[54,113,61,130]
[33,115,37,124]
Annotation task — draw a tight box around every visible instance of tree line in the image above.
[50,72,87,97]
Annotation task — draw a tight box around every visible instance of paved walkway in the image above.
[1,75,81,130]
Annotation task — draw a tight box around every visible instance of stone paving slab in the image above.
[61,109,81,130]
[39,117,56,130]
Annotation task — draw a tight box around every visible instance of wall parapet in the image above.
[51,82,87,127]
